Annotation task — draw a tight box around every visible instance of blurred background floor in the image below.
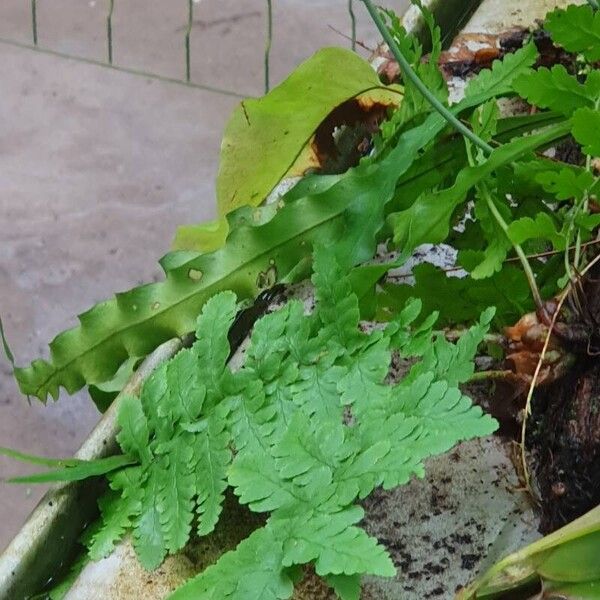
[0,0,408,550]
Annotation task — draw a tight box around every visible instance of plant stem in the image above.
[479,181,545,311]
[445,330,506,345]
[469,369,513,382]
[361,0,493,155]
[570,100,598,273]
[587,0,599,10]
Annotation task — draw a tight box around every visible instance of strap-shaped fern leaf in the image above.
[13,39,538,402]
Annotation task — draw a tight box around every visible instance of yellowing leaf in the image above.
[174,47,402,252]
[218,48,400,214]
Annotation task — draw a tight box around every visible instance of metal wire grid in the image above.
[0,0,358,99]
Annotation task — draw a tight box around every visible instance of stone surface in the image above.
[462,0,584,31]
[0,0,409,550]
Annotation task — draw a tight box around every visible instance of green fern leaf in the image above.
[134,468,167,570]
[62,247,498,593]
[168,528,293,600]
[411,307,495,387]
[86,492,125,559]
[87,467,143,559]
[291,360,347,420]
[399,375,497,454]
[508,213,566,250]
[117,395,151,463]
[245,307,292,382]
[164,350,206,423]
[338,336,391,408]
[139,362,173,444]
[194,410,231,536]
[324,574,361,600]
[273,414,354,482]
[228,452,304,513]
[513,66,600,116]
[572,107,600,157]
[384,297,439,356]
[311,246,364,355]
[227,378,279,453]
[276,507,396,577]
[344,417,423,492]
[545,4,600,62]
[192,292,238,401]
[157,433,197,553]
[465,42,538,99]
[536,168,596,201]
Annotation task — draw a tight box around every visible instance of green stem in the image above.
[445,330,506,345]
[361,0,493,155]
[572,98,599,272]
[469,369,514,382]
[587,0,599,10]
[480,181,544,311]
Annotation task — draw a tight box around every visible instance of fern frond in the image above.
[465,42,538,99]
[227,378,279,454]
[194,409,231,536]
[276,507,395,577]
[75,246,498,591]
[408,307,495,386]
[338,335,391,411]
[311,247,363,353]
[168,527,293,600]
[86,467,144,560]
[192,292,238,401]
[324,574,361,600]
[157,433,197,553]
[164,350,207,423]
[291,360,347,420]
[134,468,167,570]
[398,375,497,454]
[117,395,151,463]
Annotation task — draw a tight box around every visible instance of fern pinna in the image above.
[80,245,497,599]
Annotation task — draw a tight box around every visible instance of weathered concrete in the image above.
[0,0,409,552]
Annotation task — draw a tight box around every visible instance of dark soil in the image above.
[526,260,600,533]
[439,26,582,80]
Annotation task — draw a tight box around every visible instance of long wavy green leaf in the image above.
[13,111,444,402]
[15,39,545,402]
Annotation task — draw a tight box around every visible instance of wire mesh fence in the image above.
[0,0,360,99]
